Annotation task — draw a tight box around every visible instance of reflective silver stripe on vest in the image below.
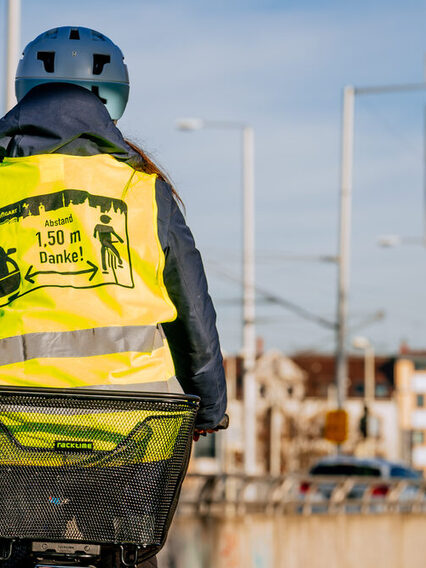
[81,376,184,394]
[0,325,164,366]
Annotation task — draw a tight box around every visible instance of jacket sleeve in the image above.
[155,179,227,429]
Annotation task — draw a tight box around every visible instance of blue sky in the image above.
[1,0,426,355]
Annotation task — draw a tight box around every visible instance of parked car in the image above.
[310,454,420,477]
[299,456,422,508]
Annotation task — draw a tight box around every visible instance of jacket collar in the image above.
[0,83,139,166]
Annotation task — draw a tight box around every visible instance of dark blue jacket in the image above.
[0,83,227,429]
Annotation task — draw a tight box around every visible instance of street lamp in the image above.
[336,81,426,413]
[176,117,257,475]
[377,235,425,248]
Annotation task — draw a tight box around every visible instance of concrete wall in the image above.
[158,513,426,568]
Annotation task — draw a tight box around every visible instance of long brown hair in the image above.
[124,139,184,209]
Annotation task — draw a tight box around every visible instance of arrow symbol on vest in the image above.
[25,261,98,284]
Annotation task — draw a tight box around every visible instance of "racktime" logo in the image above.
[54,441,94,452]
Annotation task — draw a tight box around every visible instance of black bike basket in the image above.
[0,387,199,556]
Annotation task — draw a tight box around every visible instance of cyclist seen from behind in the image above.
[0,26,227,568]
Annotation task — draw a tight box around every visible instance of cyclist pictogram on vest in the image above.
[93,214,124,275]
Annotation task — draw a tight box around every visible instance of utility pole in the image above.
[423,106,426,245]
[336,86,355,410]
[5,0,21,113]
[424,59,426,245]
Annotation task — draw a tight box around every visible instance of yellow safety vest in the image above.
[0,153,177,387]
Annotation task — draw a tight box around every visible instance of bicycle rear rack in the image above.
[32,541,100,567]
[0,540,149,567]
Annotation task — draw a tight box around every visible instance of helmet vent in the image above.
[37,51,55,73]
[91,86,107,104]
[93,54,111,75]
[91,31,106,41]
[44,29,58,39]
[69,29,80,40]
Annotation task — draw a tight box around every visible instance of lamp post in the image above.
[336,81,426,413]
[5,0,21,113]
[176,118,257,475]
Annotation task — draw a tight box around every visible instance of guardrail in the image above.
[178,473,426,515]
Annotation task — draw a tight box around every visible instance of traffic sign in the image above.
[324,409,348,443]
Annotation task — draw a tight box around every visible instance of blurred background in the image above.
[3,1,426,567]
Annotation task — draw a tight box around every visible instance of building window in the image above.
[375,384,389,397]
[416,394,424,408]
[412,431,424,445]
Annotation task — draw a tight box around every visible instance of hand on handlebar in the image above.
[193,414,229,441]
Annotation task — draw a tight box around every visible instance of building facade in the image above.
[190,349,401,475]
[395,352,426,472]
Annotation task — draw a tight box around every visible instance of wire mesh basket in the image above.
[0,386,199,553]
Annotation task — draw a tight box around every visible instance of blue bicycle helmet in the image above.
[15,26,129,120]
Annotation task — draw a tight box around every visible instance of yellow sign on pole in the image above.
[324,409,348,443]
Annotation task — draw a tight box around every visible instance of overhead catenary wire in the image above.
[207,262,336,330]
[357,96,422,158]
[292,310,386,355]
[209,260,385,351]
[204,249,338,264]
